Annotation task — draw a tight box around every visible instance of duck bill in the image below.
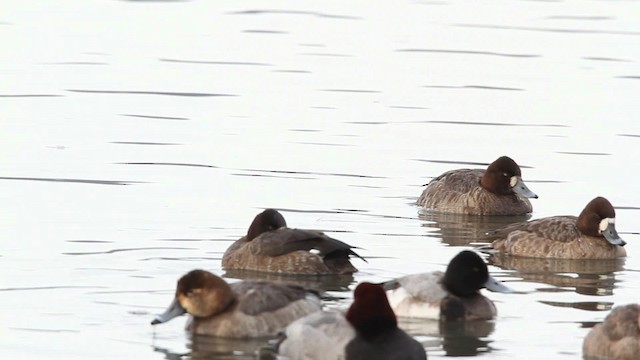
[151,297,186,325]
[602,222,626,246]
[511,177,538,199]
[484,275,514,293]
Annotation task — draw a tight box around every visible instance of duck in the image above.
[222,209,365,275]
[278,282,427,360]
[417,156,538,215]
[487,197,626,259]
[150,269,322,338]
[382,250,512,321]
[583,304,640,360]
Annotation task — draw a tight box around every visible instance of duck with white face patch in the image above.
[487,197,626,259]
[417,156,538,215]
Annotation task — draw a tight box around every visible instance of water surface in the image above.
[2,1,640,359]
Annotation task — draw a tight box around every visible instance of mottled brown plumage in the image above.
[488,197,626,259]
[222,209,364,274]
[417,156,537,215]
[583,304,640,360]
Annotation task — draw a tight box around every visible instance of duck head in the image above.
[577,197,626,246]
[247,209,288,241]
[151,270,235,325]
[480,156,538,199]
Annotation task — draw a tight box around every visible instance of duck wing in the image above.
[231,281,320,316]
[426,169,483,193]
[486,216,580,242]
[382,271,447,303]
[251,228,366,262]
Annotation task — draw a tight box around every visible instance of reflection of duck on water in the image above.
[400,318,496,357]
[222,268,354,294]
[153,335,268,360]
[488,253,625,297]
[418,211,530,247]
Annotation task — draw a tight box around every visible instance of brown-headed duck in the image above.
[487,197,626,259]
[151,270,321,338]
[417,156,538,215]
[583,304,640,360]
[222,209,365,275]
[382,251,512,321]
[278,282,427,360]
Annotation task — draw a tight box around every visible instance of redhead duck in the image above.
[278,282,427,360]
[383,251,512,321]
[222,209,365,275]
[583,304,640,360]
[487,197,626,259]
[151,270,321,338]
[417,156,538,215]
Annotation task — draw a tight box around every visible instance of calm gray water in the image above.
[2,1,640,359]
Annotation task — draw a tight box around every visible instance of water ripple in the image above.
[67,89,236,97]
[111,141,181,146]
[63,246,195,256]
[398,48,540,58]
[582,56,630,62]
[424,85,524,91]
[228,9,360,20]
[0,94,62,97]
[159,58,271,66]
[320,89,380,93]
[0,176,142,185]
[0,285,105,292]
[120,114,189,121]
[413,120,568,127]
[243,29,288,34]
[556,151,610,156]
[456,23,640,36]
[118,162,218,168]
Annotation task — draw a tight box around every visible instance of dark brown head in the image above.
[151,270,236,326]
[246,209,287,241]
[577,197,626,246]
[480,156,538,199]
[346,282,397,340]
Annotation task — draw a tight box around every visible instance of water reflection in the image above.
[418,211,531,246]
[489,254,624,297]
[222,269,355,294]
[401,318,495,356]
[153,334,267,360]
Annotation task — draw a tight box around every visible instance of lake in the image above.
[2,0,639,359]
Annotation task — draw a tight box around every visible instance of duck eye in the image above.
[502,173,508,177]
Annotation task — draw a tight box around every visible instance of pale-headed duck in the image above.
[382,250,512,321]
[583,304,640,360]
[278,282,427,360]
[151,270,321,338]
[417,156,538,215]
[487,197,626,259]
[222,209,365,275]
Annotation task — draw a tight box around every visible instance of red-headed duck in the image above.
[417,156,538,215]
[222,209,365,275]
[583,304,640,360]
[487,197,626,259]
[151,270,321,338]
[382,251,512,321]
[278,282,427,360]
